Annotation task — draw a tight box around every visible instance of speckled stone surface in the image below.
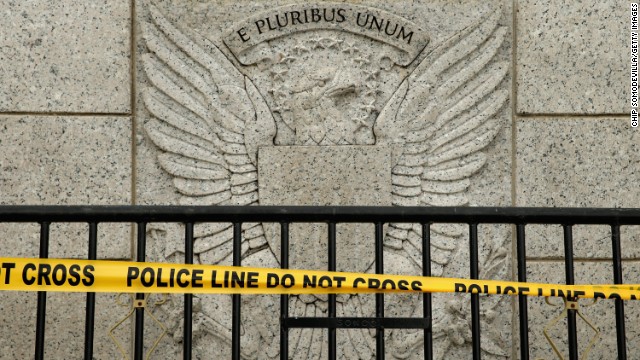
[258,146,391,206]
[525,261,640,360]
[0,116,132,259]
[0,293,132,359]
[258,145,391,273]
[134,0,513,358]
[516,0,627,114]
[0,116,133,359]
[516,118,640,258]
[0,1,130,112]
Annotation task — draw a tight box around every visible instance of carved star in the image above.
[269,85,289,100]
[272,104,291,114]
[279,54,297,65]
[352,115,370,129]
[292,43,310,56]
[270,68,289,81]
[307,37,326,49]
[363,84,384,97]
[359,99,376,113]
[342,42,359,55]
[353,54,371,68]
[320,38,342,49]
[364,69,380,80]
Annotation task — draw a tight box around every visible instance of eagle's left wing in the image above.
[375,10,509,276]
[374,10,509,357]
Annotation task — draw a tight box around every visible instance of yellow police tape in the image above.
[0,257,638,300]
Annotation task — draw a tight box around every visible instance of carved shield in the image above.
[258,145,391,273]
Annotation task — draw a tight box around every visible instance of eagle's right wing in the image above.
[142,4,276,261]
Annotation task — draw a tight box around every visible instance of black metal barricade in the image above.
[0,205,636,360]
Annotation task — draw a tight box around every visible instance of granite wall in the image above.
[0,0,634,359]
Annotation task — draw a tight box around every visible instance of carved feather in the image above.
[142,5,275,257]
[375,10,508,272]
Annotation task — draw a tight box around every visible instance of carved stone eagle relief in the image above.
[141,2,509,359]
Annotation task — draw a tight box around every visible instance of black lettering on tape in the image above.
[368,278,380,289]
[318,275,332,288]
[247,272,259,288]
[156,268,168,288]
[211,270,223,288]
[1,263,15,285]
[141,268,154,287]
[353,277,365,288]
[411,280,422,291]
[267,273,279,288]
[303,275,316,288]
[334,276,346,288]
[468,284,482,294]
[37,264,51,286]
[23,263,36,285]
[51,264,67,286]
[281,274,295,288]
[455,283,466,293]
[231,271,246,288]
[82,265,95,286]
[37,264,52,286]
[68,264,81,286]
[381,279,396,290]
[167,268,175,287]
[127,267,139,287]
[398,280,409,290]
[177,269,190,288]
[503,286,516,295]
[192,269,203,288]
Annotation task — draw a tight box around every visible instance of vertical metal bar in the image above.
[375,222,385,360]
[469,223,481,360]
[516,224,529,360]
[611,224,627,360]
[280,222,290,360]
[134,222,147,360]
[35,221,50,360]
[421,223,433,360]
[84,222,98,360]
[563,225,578,360]
[232,222,242,360]
[184,222,194,360]
[328,222,337,360]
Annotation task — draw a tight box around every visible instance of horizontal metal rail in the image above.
[0,205,639,224]
[0,205,634,360]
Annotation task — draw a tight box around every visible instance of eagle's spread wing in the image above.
[142,5,275,262]
[375,11,508,273]
[374,10,509,357]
